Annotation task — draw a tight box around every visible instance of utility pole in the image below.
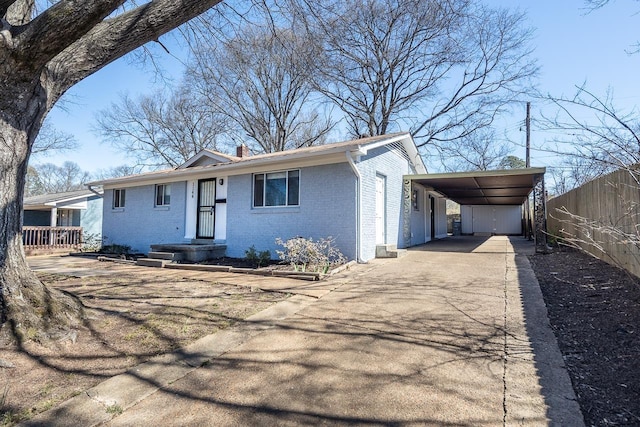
[525,101,532,240]
[526,101,531,168]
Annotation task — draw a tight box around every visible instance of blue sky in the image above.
[39,0,640,172]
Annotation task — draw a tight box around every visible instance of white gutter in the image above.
[88,146,362,187]
[345,151,362,263]
[87,185,103,198]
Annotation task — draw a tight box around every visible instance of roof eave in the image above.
[91,133,423,188]
[91,149,352,188]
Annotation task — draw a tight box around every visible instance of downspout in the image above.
[87,184,103,198]
[346,151,362,262]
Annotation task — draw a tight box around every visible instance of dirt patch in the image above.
[529,248,640,426]
[201,257,286,269]
[0,262,287,426]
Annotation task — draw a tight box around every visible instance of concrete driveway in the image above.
[25,236,583,426]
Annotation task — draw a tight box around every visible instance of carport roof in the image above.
[407,167,546,205]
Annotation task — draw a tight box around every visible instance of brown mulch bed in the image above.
[201,257,287,269]
[0,265,287,426]
[529,248,640,426]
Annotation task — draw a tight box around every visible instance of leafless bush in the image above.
[275,236,347,273]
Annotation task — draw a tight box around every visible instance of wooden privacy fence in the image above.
[22,226,83,250]
[547,168,640,278]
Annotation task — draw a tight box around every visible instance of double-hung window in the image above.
[155,184,171,206]
[253,170,299,207]
[113,189,126,208]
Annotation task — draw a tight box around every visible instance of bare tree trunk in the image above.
[1,0,224,342]
[0,90,82,342]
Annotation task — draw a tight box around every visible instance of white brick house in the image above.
[90,133,447,262]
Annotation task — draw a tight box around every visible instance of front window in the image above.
[253,170,300,207]
[56,209,76,226]
[155,184,171,206]
[113,189,126,208]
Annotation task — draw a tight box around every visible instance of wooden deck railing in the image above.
[22,226,83,249]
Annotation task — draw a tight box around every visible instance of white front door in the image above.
[375,175,386,244]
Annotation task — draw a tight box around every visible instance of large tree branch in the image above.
[47,0,223,100]
[1,0,21,22]
[14,0,125,68]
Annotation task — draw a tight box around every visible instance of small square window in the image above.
[155,184,171,206]
[113,189,126,208]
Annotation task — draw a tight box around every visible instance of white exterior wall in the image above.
[406,188,447,247]
[102,182,188,253]
[357,146,414,259]
[435,196,448,238]
[225,163,357,260]
[461,205,473,234]
[409,183,427,246]
[460,205,522,235]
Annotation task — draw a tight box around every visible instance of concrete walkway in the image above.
[25,236,583,426]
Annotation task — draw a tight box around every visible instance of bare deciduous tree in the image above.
[32,121,79,156]
[293,0,537,149]
[93,164,143,180]
[538,84,640,190]
[584,0,640,52]
[436,129,511,172]
[539,1,640,279]
[0,0,225,340]
[95,84,228,168]
[25,162,92,197]
[546,157,612,196]
[189,23,334,153]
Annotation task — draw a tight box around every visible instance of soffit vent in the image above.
[386,140,413,165]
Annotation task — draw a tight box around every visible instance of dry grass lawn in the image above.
[0,262,288,426]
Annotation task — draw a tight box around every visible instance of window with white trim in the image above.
[253,170,299,207]
[155,184,171,206]
[113,189,126,208]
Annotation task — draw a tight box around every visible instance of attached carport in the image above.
[402,168,548,252]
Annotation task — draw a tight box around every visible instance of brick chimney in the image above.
[236,144,250,158]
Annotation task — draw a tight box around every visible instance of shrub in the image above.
[81,232,102,252]
[275,236,346,273]
[245,245,271,267]
[545,226,567,248]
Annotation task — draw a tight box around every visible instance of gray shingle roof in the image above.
[23,189,97,207]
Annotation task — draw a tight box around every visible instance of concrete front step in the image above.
[149,244,227,263]
[148,251,184,261]
[387,249,408,258]
[137,258,170,268]
[190,238,225,245]
[376,244,408,259]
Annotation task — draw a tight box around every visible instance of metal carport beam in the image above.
[404,167,546,206]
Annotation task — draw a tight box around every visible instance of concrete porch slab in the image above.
[149,244,226,262]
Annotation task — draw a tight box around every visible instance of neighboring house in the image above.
[23,189,104,235]
[22,189,104,250]
[90,133,448,262]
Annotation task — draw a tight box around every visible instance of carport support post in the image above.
[533,175,549,253]
[402,179,412,248]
